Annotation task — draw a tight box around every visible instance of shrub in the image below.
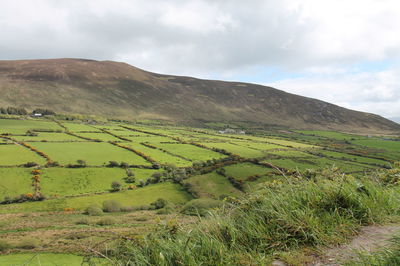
[181,198,223,216]
[24,162,38,167]
[111,181,122,192]
[125,176,135,183]
[85,205,103,216]
[150,198,168,210]
[17,238,39,249]
[103,200,122,212]
[108,161,120,167]
[77,159,86,166]
[96,217,116,226]
[0,240,11,251]
[120,162,129,169]
[137,179,145,187]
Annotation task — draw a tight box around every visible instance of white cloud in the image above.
[270,69,400,117]
[0,0,400,116]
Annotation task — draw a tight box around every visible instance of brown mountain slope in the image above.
[0,58,398,133]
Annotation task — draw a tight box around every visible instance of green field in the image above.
[40,168,157,197]
[75,132,122,142]
[200,142,266,158]
[0,168,32,200]
[297,130,365,140]
[0,119,62,134]
[0,144,46,166]
[12,132,82,142]
[26,142,151,166]
[184,172,242,199]
[62,122,101,132]
[154,143,226,161]
[224,163,276,180]
[0,183,192,213]
[126,142,192,167]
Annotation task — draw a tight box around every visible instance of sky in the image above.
[1,0,400,120]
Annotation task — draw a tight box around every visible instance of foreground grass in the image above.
[104,166,400,265]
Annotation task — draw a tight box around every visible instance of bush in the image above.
[150,198,168,210]
[24,162,38,167]
[103,200,122,213]
[17,238,39,249]
[111,181,122,192]
[85,205,103,216]
[181,198,223,216]
[96,217,116,226]
[108,161,120,167]
[125,176,135,183]
[0,240,11,251]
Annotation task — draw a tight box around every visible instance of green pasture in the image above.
[126,143,192,167]
[154,143,226,161]
[126,135,178,143]
[184,172,242,199]
[314,150,391,167]
[75,132,122,142]
[0,183,192,213]
[0,168,32,200]
[223,163,276,180]
[27,142,151,166]
[351,139,400,153]
[12,132,82,142]
[297,130,365,140]
[0,119,62,134]
[40,168,157,197]
[266,156,370,172]
[62,122,101,132]
[231,140,288,151]
[200,142,266,158]
[0,144,46,166]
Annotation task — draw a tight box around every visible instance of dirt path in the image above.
[313,224,400,265]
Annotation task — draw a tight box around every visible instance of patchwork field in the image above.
[0,117,399,263]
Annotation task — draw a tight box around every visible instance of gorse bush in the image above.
[105,167,400,265]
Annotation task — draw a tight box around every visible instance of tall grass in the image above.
[98,167,400,265]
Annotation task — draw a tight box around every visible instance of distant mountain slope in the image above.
[0,58,399,133]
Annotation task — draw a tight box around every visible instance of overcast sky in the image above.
[1,0,400,119]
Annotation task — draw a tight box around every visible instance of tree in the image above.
[111,181,122,192]
[120,162,129,169]
[76,159,86,167]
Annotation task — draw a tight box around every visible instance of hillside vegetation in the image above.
[0,58,399,133]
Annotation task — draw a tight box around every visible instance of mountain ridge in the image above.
[0,58,399,133]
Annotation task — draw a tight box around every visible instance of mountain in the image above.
[389,117,400,123]
[0,58,399,133]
